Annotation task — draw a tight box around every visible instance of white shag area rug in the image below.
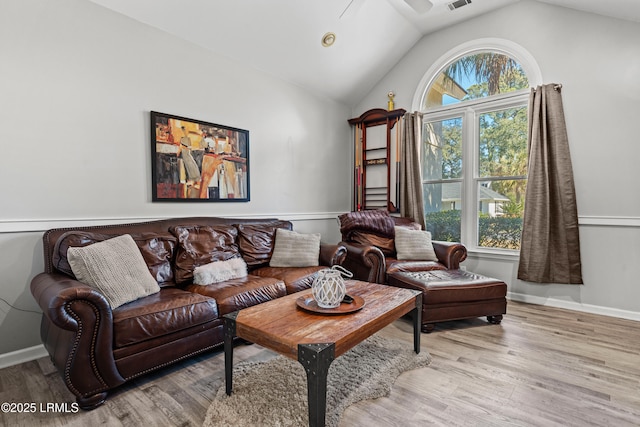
[202,334,431,427]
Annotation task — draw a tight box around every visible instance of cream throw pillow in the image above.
[269,228,321,267]
[394,227,438,261]
[194,257,248,285]
[67,234,160,309]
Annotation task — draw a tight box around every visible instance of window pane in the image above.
[424,182,462,242]
[424,51,529,109]
[479,106,528,178]
[423,118,462,180]
[477,179,526,249]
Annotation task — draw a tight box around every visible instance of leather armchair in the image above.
[338,211,467,284]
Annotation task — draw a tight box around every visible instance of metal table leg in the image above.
[414,293,422,354]
[298,342,335,427]
[223,311,238,396]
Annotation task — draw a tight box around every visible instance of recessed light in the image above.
[321,32,336,47]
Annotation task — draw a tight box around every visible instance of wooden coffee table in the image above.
[223,280,422,427]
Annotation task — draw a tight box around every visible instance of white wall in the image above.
[356,0,640,319]
[0,0,351,356]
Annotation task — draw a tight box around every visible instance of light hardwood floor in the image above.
[1,301,639,426]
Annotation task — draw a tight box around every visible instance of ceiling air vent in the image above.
[448,0,472,11]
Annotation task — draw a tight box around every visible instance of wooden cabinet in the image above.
[348,108,406,212]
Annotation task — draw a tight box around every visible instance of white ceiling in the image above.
[89,0,640,105]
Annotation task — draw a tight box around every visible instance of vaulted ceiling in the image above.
[89,0,640,105]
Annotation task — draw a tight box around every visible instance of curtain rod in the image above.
[533,84,563,93]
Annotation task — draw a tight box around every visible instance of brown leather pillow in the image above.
[133,233,177,285]
[170,225,239,284]
[392,217,423,229]
[235,221,292,267]
[53,231,106,277]
[52,231,177,285]
[349,231,396,255]
[338,210,394,240]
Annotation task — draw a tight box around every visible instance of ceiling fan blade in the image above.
[403,0,433,14]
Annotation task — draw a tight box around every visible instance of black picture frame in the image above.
[151,111,250,202]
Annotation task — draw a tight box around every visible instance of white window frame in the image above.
[415,39,541,257]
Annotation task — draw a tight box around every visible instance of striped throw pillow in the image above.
[269,228,321,267]
[394,227,438,261]
[67,234,160,308]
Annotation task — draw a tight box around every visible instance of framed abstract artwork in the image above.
[151,111,250,202]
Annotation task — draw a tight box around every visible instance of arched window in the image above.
[414,40,541,253]
[424,51,529,109]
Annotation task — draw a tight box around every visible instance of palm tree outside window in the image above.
[421,51,529,251]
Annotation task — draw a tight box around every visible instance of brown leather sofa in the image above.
[30,217,346,410]
[338,210,467,284]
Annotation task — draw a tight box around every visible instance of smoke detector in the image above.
[448,0,472,11]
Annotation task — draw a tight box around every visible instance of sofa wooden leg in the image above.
[421,323,435,333]
[77,392,108,410]
[487,315,503,325]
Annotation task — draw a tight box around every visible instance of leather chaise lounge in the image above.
[30,216,346,409]
[338,210,507,332]
[339,210,468,283]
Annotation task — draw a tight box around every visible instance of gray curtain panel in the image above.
[518,84,583,284]
[400,112,426,229]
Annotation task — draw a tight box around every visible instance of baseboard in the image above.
[0,344,48,370]
[507,292,640,322]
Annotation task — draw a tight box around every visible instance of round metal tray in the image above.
[295,295,365,315]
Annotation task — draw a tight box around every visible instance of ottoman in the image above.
[387,269,507,333]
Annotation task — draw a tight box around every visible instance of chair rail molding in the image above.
[0,212,347,234]
[578,215,640,227]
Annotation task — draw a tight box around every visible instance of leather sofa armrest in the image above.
[30,273,125,404]
[31,272,113,331]
[339,241,386,284]
[319,243,347,267]
[431,240,468,270]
